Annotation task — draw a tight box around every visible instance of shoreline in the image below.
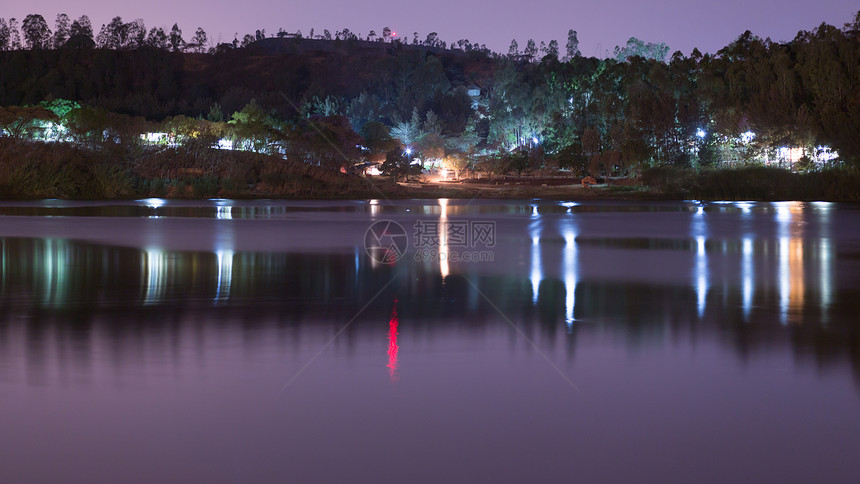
[2,140,858,202]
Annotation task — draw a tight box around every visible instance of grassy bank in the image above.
[642,166,860,201]
[0,139,387,199]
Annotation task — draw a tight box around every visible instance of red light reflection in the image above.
[387,299,399,382]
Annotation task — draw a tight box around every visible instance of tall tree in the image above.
[508,39,519,58]
[8,18,21,49]
[22,14,51,49]
[0,19,9,51]
[564,29,580,61]
[390,108,422,146]
[190,27,208,53]
[382,26,392,42]
[546,39,560,60]
[145,27,169,49]
[125,19,146,48]
[169,23,184,52]
[424,32,439,47]
[52,13,70,48]
[96,17,125,49]
[524,39,537,62]
[69,15,93,41]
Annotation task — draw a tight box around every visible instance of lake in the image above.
[1,199,858,483]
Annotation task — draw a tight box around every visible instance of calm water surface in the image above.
[0,199,859,483]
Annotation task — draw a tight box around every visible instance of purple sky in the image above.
[8,1,858,56]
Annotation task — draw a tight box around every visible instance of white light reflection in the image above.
[214,202,236,302]
[41,239,70,306]
[696,236,708,317]
[820,238,832,323]
[140,198,167,218]
[775,202,792,224]
[742,237,753,319]
[531,237,541,304]
[691,202,708,318]
[439,199,449,279]
[143,248,167,305]
[529,215,543,303]
[141,198,166,209]
[369,199,380,217]
[216,206,233,219]
[560,201,578,213]
[354,247,361,285]
[735,201,753,214]
[562,224,577,330]
[812,202,833,323]
[215,250,234,302]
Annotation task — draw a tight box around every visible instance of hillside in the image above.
[0,38,496,123]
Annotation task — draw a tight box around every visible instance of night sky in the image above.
[8,1,858,56]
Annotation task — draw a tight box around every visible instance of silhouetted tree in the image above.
[69,16,93,41]
[22,14,51,49]
[7,18,21,49]
[169,23,184,52]
[145,27,169,49]
[564,29,580,61]
[0,19,10,50]
[190,27,208,53]
[52,14,70,48]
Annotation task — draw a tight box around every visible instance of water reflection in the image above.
[695,235,708,317]
[0,201,854,386]
[387,300,400,383]
[692,202,709,317]
[141,197,166,210]
[143,248,167,305]
[742,237,754,319]
[215,250,234,302]
[1,200,858,484]
[529,222,542,304]
[561,218,578,329]
[439,198,449,280]
[40,239,71,307]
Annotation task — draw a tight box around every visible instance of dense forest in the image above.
[0,11,859,188]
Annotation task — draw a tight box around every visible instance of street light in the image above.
[696,129,706,138]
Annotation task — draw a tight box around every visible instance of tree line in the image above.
[1,11,859,177]
[0,14,493,54]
